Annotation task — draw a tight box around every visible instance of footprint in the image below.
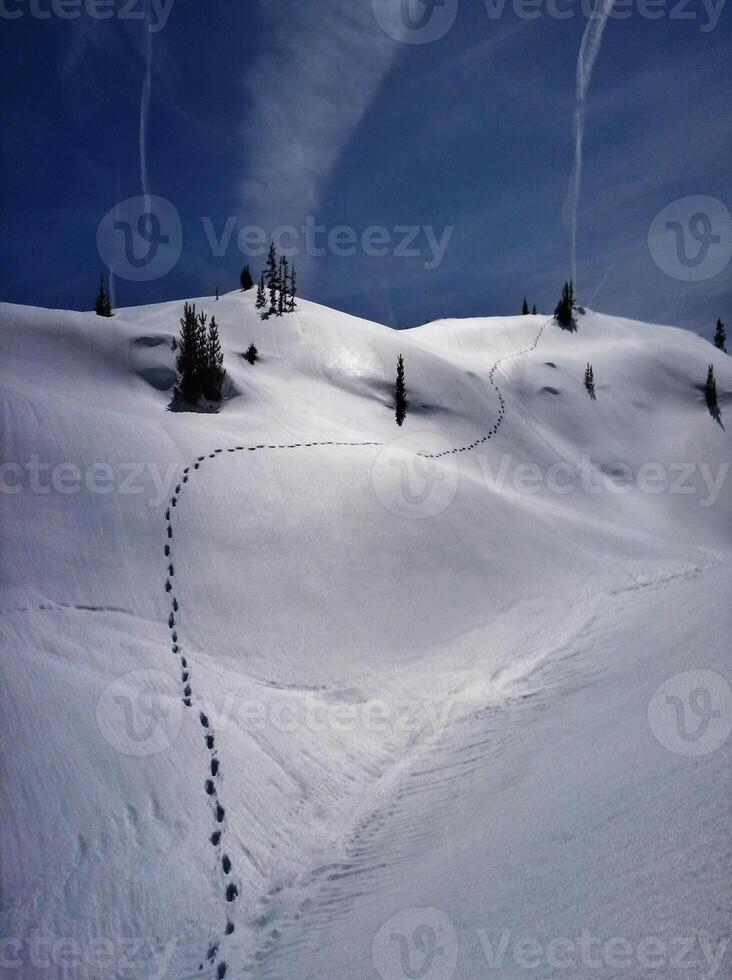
[222,854,231,874]
[210,831,221,846]
[216,804,225,823]
[205,779,215,796]
[225,883,238,902]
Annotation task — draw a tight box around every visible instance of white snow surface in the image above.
[1,293,730,979]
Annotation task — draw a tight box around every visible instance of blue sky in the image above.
[1,0,730,337]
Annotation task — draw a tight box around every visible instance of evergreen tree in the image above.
[256,272,266,313]
[245,343,258,365]
[265,241,279,318]
[204,316,225,400]
[522,298,529,315]
[95,275,112,317]
[584,362,596,400]
[395,354,407,427]
[532,305,537,315]
[555,280,575,328]
[705,364,718,411]
[240,264,254,291]
[287,265,297,312]
[175,302,204,405]
[278,256,289,317]
[215,287,219,301]
[714,318,726,352]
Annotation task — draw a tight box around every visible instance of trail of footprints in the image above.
[162,318,549,978]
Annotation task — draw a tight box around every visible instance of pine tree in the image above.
[278,256,289,317]
[245,343,258,365]
[705,364,718,411]
[175,302,204,405]
[522,298,529,316]
[95,275,112,317]
[215,287,219,301]
[265,242,279,318]
[714,318,726,353]
[204,316,225,400]
[256,272,266,314]
[395,354,407,427]
[584,362,596,400]
[532,305,537,315]
[287,265,297,312]
[555,280,575,328]
[240,264,254,291]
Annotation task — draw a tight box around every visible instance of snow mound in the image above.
[1,293,730,977]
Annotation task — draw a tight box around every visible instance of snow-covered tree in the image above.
[395,354,407,427]
[714,318,726,353]
[705,364,718,411]
[95,275,112,317]
[240,264,254,291]
[584,362,596,400]
[555,281,575,328]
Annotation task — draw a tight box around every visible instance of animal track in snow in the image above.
[162,315,549,976]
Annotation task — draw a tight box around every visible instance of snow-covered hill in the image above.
[1,293,730,979]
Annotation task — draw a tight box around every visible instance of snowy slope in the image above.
[1,293,730,979]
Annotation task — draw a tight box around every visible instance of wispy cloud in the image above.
[241,2,400,240]
[139,1,154,203]
[563,0,616,290]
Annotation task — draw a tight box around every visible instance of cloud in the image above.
[563,0,616,288]
[241,2,400,239]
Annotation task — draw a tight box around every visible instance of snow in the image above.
[1,292,730,978]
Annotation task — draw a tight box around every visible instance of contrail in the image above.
[139,2,153,206]
[586,256,617,308]
[109,167,120,309]
[563,0,616,291]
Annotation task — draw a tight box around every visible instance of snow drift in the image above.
[1,293,730,978]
